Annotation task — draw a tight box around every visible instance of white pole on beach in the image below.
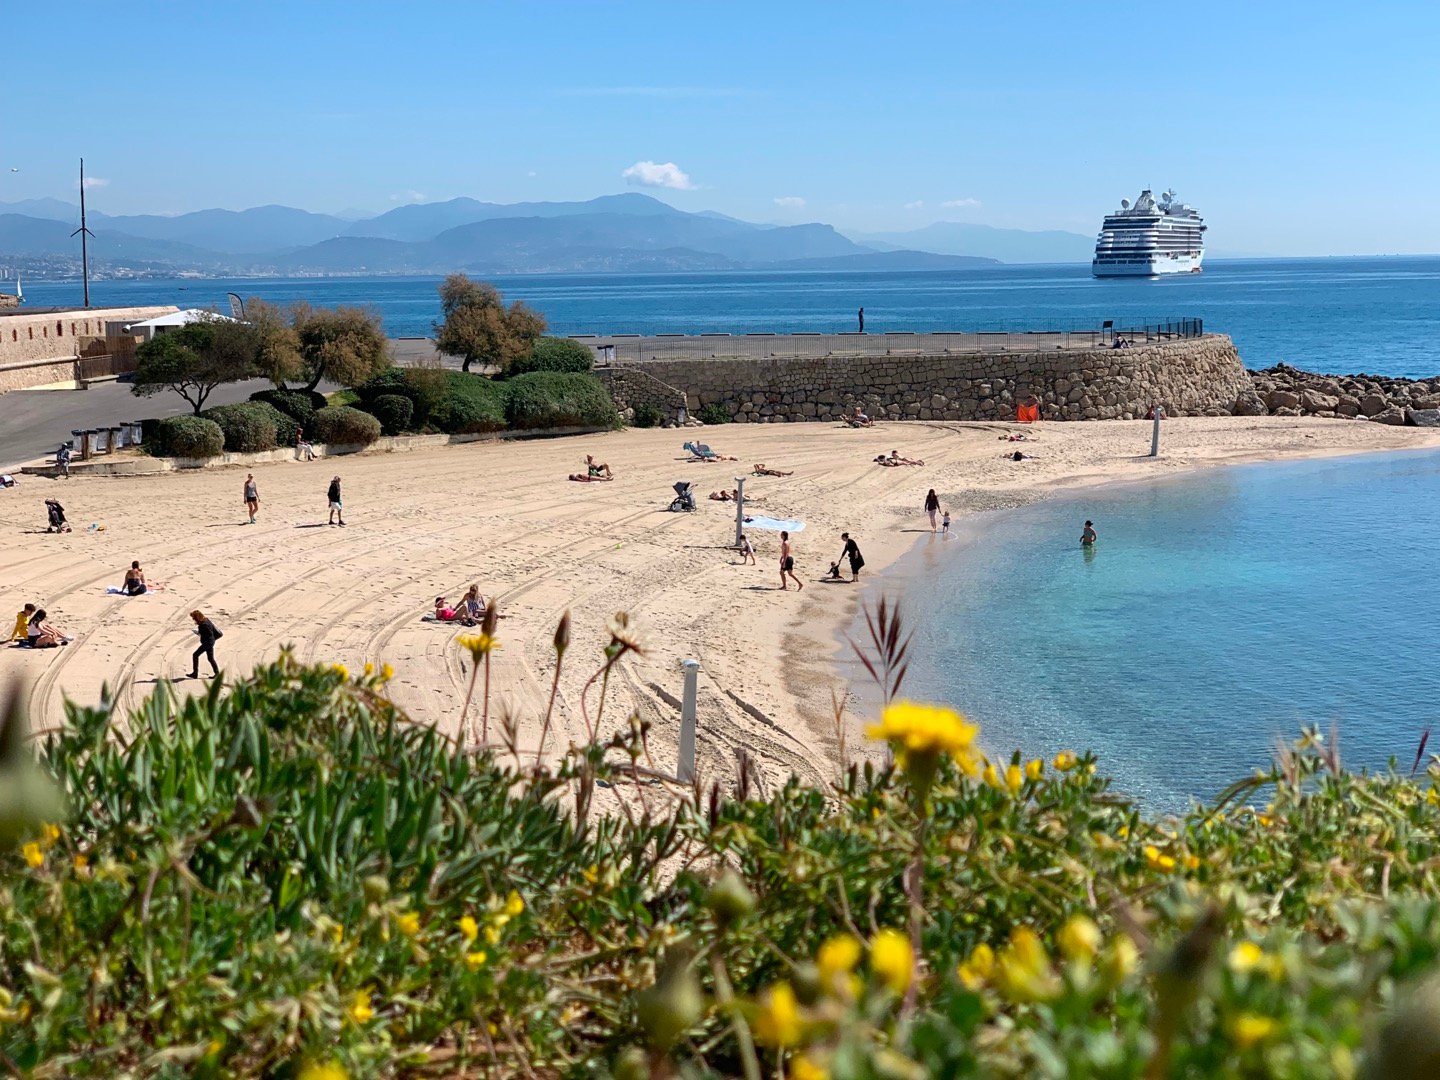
[733,476,746,548]
[678,659,700,783]
[1150,408,1162,458]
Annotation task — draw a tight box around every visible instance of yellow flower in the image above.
[458,915,479,942]
[790,1054,829,1080]
[331,663,349,680]
[1183,853,1201,871]
[363,661,374,676]
[983,763,1001,789]
[1227,941,1267,975]
[1057,915,1102,963]
[329,923,344,944]
[1052,751,1078,771]
[39,823,61,849]
[957,943,995,990]
[504,890,525,918]
[484,925,502,946]
[866,701,980,774]
[995,926,1059,1002]
[1228,1012,1277,1050]
[396,911,421,937]
[458,633,501,661]
[298,1064,349,1080]
[380,662,394,682]
[1144,845,1176,872]
[817,934,862,985]
[465,950,487,971]
[347,991,374,1024]
[205,1039,223,1058]
[72,854,91,878]
[752,981,802,1047]
[1025,759,1044,781]
[1004,764,1023,796]
[20,843,43,869]
[1099,935,1140,988]
[582,863,600,884]
[870,929,914,995]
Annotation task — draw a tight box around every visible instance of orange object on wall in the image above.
[1016,404,1040,423]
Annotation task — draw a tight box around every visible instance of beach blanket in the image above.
[742,515,805,533]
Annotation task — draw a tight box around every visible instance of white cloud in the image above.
[903,200,926,210]
[389,190,426,203]
[78,176,109,190]
[773,196,806,208]
[941,197,981,209]
[526,170,538,178]
[622,160,695,191]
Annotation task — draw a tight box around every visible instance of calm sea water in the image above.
[885,450,1440,812]
[19,256,1440,378]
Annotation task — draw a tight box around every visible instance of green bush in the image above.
[309,405,381,447]
[353,365,410,405]
[238,400,301,446]
[249,388,326,428]
[355,366,452,429]
[503,372,619,430]
[429,372,507,434]
[151,415,225,458]
[631,402,663,428]
[200,403,279,453]
[368,393,415,435]
[698,403,732,425]
[509,336,595,376]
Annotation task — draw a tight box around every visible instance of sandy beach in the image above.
[4,416,1438,792]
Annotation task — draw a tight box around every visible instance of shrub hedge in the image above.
[309,405,382,447]
[697,402,731,425]
[631,402,663,428]
[430,373,507,434]
[368,393,415,436]
[249,388,327,428]
[150,415,225,458]
[503,372,619,430]
[200,403,279,453]
[244,400,302,447]
[509,336,595,376]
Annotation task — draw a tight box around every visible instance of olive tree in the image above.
[433,274,546,374]
[131,316,257,414]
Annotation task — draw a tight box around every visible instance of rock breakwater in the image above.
[1245,364,1440,426]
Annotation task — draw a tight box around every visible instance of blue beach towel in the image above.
[742,515,805,533]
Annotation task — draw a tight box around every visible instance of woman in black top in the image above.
[188,609,221,678]
[327,476,345,526]
[924,489,940,532]
[123,560,146,595]
[838,532,865,581]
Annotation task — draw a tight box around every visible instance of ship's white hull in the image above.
[1092,252,1204,278]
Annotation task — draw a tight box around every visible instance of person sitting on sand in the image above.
[10,604,36,644]
[584,455,613,480]
[460,584,488,624]
[27,608,70,648]
[844,405,874,428]
[752,464,792,477]
[122,560,147,596]
[45,498,71,533]
[710,489,763,503]
[433,596,466,623]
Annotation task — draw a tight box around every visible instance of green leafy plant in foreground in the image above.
[5,614,1440,1077]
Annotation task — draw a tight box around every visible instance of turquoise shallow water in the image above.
[886,451,1440,812]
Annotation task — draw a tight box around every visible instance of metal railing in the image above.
[574,319,1204,363]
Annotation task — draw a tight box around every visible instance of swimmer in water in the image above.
[1081,520,1097,547]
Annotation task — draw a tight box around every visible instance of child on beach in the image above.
[942,510,950,536]
[10,604,36,643]
[188,610,222,678]
[736,533,756,565]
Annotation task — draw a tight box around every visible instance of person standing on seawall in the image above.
[328,475,345,526]
[858,307,865,333]
[187,609,222,679]
[924,488,940,532]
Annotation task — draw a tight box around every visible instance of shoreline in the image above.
[4,417,1439,795]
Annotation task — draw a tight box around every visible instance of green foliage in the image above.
[293,304,389,392]
[309,405,382,447]
[131,318,258,414]
[200,402,280,453]
[698,402,732,425]
[433,273,546,373]
[149,414,225,458]
[631,402,663,428]
[429,372,508,434]
[367,393,414,436]
[509,336,594,376]
[249,387,327,430]
[503,371,620,430]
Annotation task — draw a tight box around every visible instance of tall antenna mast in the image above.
[71,157,95,308]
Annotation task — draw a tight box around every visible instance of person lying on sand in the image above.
[709,489,764,503]
[1005,450,1034,461]
[433,596,475,625]
[569,472,611,483]
[875,450,924,467]
[27,608,70,648]
[683,441,737,462]
[752,464,792,477]
[584,454,613,479]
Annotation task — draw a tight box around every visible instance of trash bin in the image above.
[129,421,144,446]
[109,425,125,450]
[91,428,109,454]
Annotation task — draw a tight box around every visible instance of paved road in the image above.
[0,378,315,471]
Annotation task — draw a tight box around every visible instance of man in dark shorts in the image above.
[779,530,802,591]
[328,476,345,526]
[838,532,865,582]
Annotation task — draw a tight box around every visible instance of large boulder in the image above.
[1360,393,1390,417]
[1300,388,1341,414]
[1336,395,1361,417]
[1266,389,1301,412]
[1233,391,1269,417]
[1407,408,1440,428]
[1371,406,1408,426]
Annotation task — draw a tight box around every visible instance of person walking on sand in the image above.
[327,476,345,526]
[187,609,222,678]
[243,473,259,524]
[838,532,865,582]
[857,307,865,333]
[779,530,803,591]
[924,488,940,531]
[737,533,756,565]
[1081,520,1097,547]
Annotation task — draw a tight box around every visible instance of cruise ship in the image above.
[1092,189,1205,277]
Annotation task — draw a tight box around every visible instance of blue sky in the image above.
[2,1,1438,255]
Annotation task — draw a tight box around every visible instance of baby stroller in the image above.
[668,481,697,512]
[45,499,71,533]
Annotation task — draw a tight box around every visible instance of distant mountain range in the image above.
[0,192,1087,278]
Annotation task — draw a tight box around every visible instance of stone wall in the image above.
[0,306,177,393]
[594,364,690,423]
[598,336,1248,423]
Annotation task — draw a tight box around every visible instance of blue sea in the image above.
[885,450,1440,812]
[19,255,1440,378]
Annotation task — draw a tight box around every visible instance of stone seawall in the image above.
[598,336,1248,423]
